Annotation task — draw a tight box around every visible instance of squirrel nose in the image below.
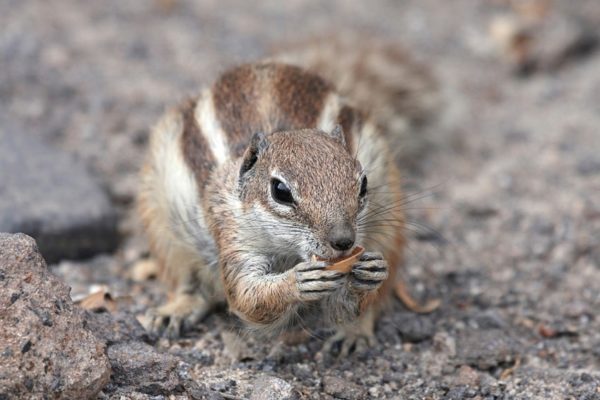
[329,224,355,251]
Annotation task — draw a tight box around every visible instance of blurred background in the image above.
[1,0,600,397]
[1,0,599,263]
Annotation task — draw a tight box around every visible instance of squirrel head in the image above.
[238,125,367,260]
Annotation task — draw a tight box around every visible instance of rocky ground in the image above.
[1,0,600,399]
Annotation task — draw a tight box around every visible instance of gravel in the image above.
[1,0,600,398]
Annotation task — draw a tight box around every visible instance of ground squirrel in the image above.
[137,39,437,352]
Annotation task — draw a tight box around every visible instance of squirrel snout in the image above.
[328,224,356,251]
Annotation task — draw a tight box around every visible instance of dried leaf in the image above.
[77,289,117,312]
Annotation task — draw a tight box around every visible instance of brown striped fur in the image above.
[180,98,215,188]
[212,63,333,157]
[137,60,411,347]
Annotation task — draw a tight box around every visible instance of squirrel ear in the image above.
[239,132,269,178]
[329,124,346,146]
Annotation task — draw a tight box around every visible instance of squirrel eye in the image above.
[359,176,368,198]
[271,178,295,206]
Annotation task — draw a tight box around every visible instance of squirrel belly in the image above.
[137,62,406,344]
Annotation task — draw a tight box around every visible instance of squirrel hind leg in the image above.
[146,292,212,339]
[322,307,377,357]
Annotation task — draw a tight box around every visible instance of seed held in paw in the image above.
[312,245,365,274]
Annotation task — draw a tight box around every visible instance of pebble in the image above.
[250,376,297,400]
[456,329,520,370]
[322,376,366,400]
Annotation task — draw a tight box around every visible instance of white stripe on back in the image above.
[316,93,341,133]
[196,89,230,165]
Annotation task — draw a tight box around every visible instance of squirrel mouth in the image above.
[306,243,359,263]
[311,246,365,273]
[313,245,362,262]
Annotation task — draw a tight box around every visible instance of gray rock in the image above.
[454,365,481,387]
[395,313,435,342]
[455,329,520,370]
[0,130,118,263]
[577,156,600,176]
[102,363,222,400]
[0,233,111,399]
[107,341,184,395]
[470,310,507,330]
[104,391,160,400]
[443,385,472,400]
[184,384,226,400]
[250,376,297,400]
[83,310,155,345]
[322,376,366,400]
[530,10,599,72]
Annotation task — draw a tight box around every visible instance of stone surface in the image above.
[106,341,183,395]
[0,131,118,263]
[455,365,480,387]
[455,329,520,371]
[104,340,223,399]
[0,233,110,399]
[2,0,600,398]
[322,376,367,400]
[84,310,155,346]
[250,375,297,400]
[394,312,435,342]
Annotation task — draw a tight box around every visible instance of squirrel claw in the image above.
[349,253,388,292]
[147,311,181,339]
[322,308,378,356]
[144,294,211,338]
[322,329,377,357]
[295,260,345,302]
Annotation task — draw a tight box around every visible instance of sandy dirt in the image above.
[2,0,600,398]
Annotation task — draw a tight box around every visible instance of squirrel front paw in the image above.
[294,260,345,302]
[349,252,389,292]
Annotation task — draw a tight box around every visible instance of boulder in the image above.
[0,233,111,399]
